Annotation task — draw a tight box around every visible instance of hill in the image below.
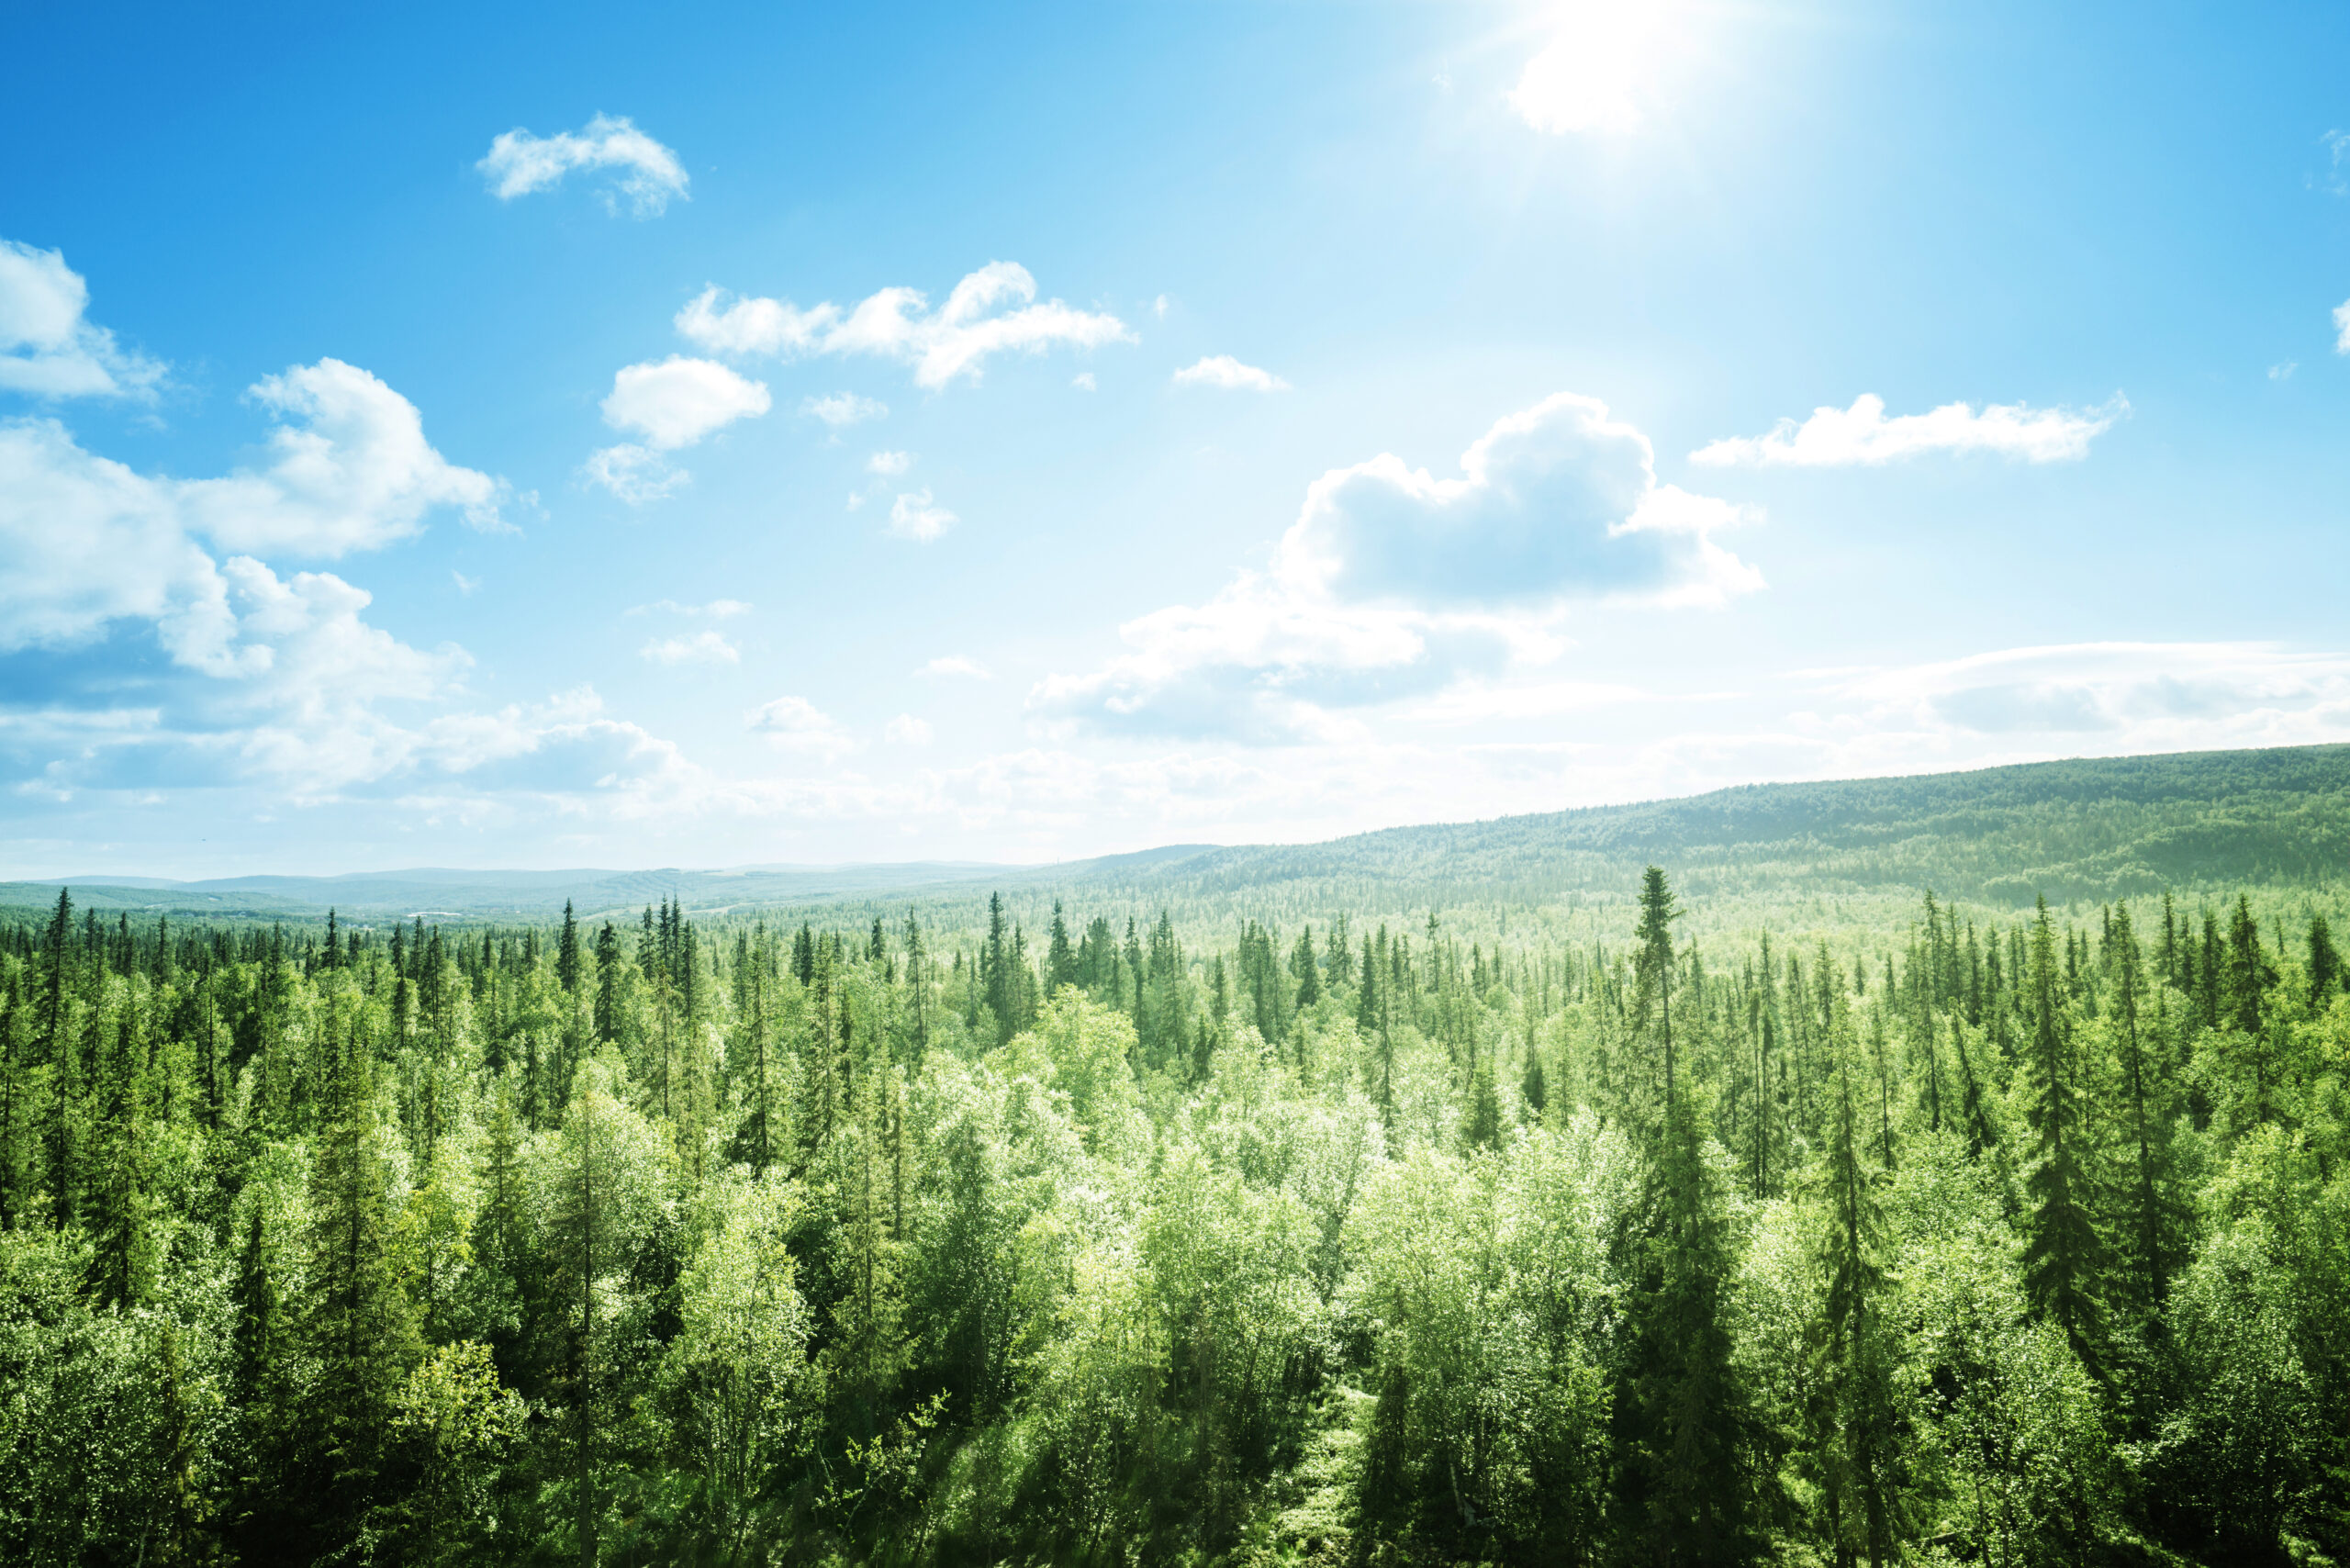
[6,743,2342,929]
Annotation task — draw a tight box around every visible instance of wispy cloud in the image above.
[476,113,688,216]
[581,443,686,505]
[677,262,1133,388]
[884,713,933,745]
[626,598,750,619]
[746,695,854,760]
[1691,393,2124,467]
[639,630,739,666]
[801,392,887,428]
[1173,354,1289,393]
[867,450,913,477]
[917,654,991,679]
[887,488,957,542]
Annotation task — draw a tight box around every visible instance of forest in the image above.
[2,856,2347,1565]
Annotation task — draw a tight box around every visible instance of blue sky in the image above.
[6,0,2349,877]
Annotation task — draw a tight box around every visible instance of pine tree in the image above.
[2107,903,2177,1314]
[2310,911,2344,1004]
[299,1015,421,1551]
[1633,866,1682,1114]
[1046,902,1078,994]
[2020,897,2103,1374]
[1815,991,1900,1566]
[593,921,621,1043]
[1615,1092,1774,1562]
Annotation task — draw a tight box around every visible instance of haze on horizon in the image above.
[6,0,2350,882]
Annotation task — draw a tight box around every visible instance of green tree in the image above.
[2020,897,2104,1375]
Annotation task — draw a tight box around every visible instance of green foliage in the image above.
[0,826,2346,1566]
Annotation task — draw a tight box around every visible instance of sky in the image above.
[5,0,2350,879]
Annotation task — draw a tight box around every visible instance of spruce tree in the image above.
[2020,897,2104,1374]
[1815,991,1900,1566]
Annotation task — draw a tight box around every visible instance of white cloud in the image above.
[803,391,886,428]
[1173,354,1289,393]
[0,411,532,799]
[746,695,854,760]
[1817,641,2350,742]
[918,654,991,679]
[2334,298,2350,355]
[1692,392,2124,467]
[1,356,505,666]
[1152,295,1169,320]
[582,443,687,505]
[1031,392,1759,741]
[1510,0,1674,135]
[0,417,241,667]
[452,571,480,596]
[476,113,688,217]
[866,449,913,476]
[627,597,750,619]
[177,359,511,554]
[1072,372,1097,391]
[639,630,739,666]
[887,488,957,542]
[884,713,933,745]
[0,240,165,400]
[677,261,1133,389]
[2270,361,2298,380]
[600,355,770,450]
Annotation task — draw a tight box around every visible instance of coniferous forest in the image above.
[4,853,2348,1566]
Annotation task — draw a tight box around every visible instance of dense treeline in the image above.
[12,745,2347,936]
[2,875,2347,1565]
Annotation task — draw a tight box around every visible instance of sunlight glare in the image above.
[1509,0,1680,136]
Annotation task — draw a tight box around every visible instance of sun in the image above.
[1508,0,1684,136]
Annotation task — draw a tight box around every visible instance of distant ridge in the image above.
[5,744,2343,924]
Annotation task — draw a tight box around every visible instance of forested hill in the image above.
[1088,743,2350,919]
[7,743,2344,924]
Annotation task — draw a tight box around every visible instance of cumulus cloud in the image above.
[1031,392,1759,742]
[1,357,507,668]
[1173,354,1288,392]
[803,391,886,428]
[867,449,912,476]
[0,240,165,399]
[887,488,957,542]
[0,411,524,799]
[884,713,933,745]
[0,418,241,667]
[918,654,990,679]
[1691,393,2124,467]
[177,359,511,554]
[476,113,688,217]
[585,356,769,504]
[600,356,770,449]
[677,262,1133,389]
